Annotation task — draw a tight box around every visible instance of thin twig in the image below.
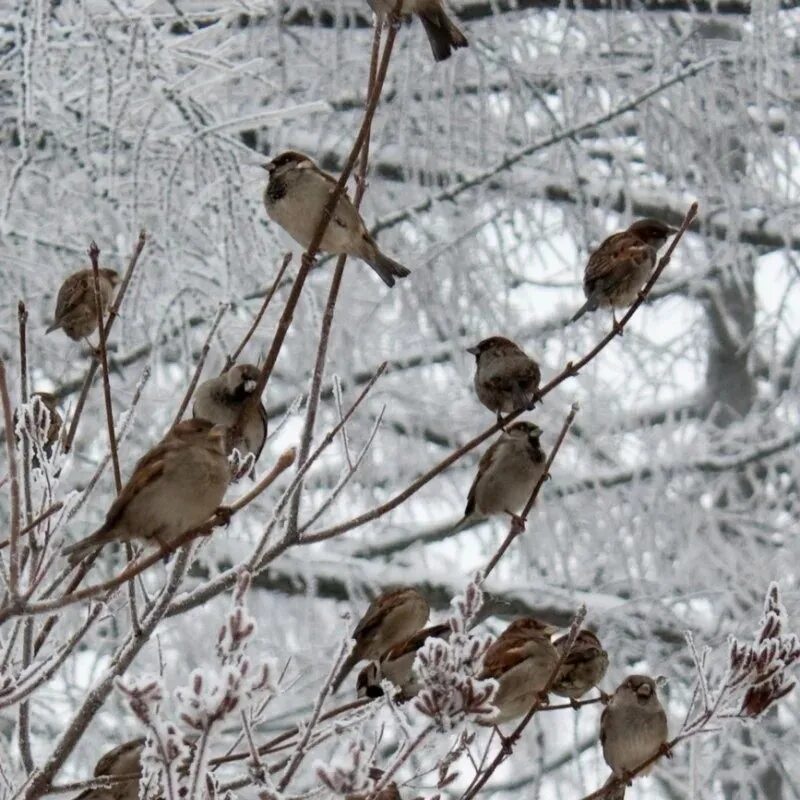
[0,361,21,600]
[0,502,65,550]
[224,252,292,372]
[18,302,32,528]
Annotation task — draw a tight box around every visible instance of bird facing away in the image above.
[62,419,230,565]
[357,623,451,700]
[368,0,468,61]
[14,391,63,466]
[552,629,609,703]
[468,336,541,423]
[193,363,268,469]
[46,268,120,341]
[463,421,545,522]
[263,150,411,287]
[570,219,677,324]
[600,674,669,799]
[74,737,144,800]
[478,617,559,724]
[330,587,431,693]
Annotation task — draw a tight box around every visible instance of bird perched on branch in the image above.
[193,363,268,475]
[62,419,231,565]
[570,219,677,324]
[357,623,451,700]
[262,150,411,287]
[331,587,430,693]
[478,617,558,724]
[552,629,609,704]
[14,391,62,467]
[459,421,545,530]
[46,267,120,342]
[468,337,541,423]
[600,674,669,799]
[368,0,468,61]
[74,737,144,800]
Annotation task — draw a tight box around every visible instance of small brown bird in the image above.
[63,419,230,565]
[479,617,559,724]
[74,737,144,800]
[357,623,451,700]
[600,675,669,798]
[552,629,609,705]
[263,151,411,287]
[14,391,63,465]
[467,337,541,423]
[570,219,677,324]
[368,0,468,61]
[193,364,268,470]
[46,268,120,341]
[346,782,401,800]
[331,587,430,693]
[462,421,545,525]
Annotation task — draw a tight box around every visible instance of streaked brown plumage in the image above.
[263,151,410,287]
[570,219,677,323]
[368,0,468,61]
[63,419,230,565]
[331,587,430,693]
[600,674,669,799]
[552,629,609,702]
[468,337,541,423]
[479,617,558,723]
[357,623,451,700]
[74,738,144,800]
[46,268,120,341]
[193,364,268,470]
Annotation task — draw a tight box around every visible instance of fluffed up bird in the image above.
[552,629,609,705]
[193,363,268,473]
[262,151,411,287]
[14,391,63,466]
[331,587,430,693]
[570,219,677,325]
[468,336,541,423]
[357,623,451,700]
[368,0,468,61]
[600,674,669,799]
[460,421,545,528]
[62,419,231,565]
[478,617,559,724]
[46,268,120,342]
[74,737,144,800]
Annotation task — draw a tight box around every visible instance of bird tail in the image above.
[330,649,360,694]
[418,9,468,62]
[62,527,109,566]
[45,321,60,334]
[602,775,626,800]
[360,239,411,288]
[569,296,597,323]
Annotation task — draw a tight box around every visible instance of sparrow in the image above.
[330,587,430,693]
[552,629,609,705]
[570,219,677,324]
[193,364,268,470]
[46,268,120,341]
[357,623,451,700]
[600,675,669,798]
[368,0,468,61]
[467,337,541,423]
[74,737,144,800]
[478,617,559,724]
[262,151,411,287]
[462,421,545,526]
[62,419,230,565]
[346,780,401,800]
[14,391,63,465]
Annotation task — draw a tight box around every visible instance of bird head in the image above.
[627,219,678,250]
[263,150,314,178]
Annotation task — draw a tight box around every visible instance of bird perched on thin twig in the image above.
[552,629,609,705]
[262,151,411,287]
[600,674,669,799]
[357,623,451,700]
[73,737,144,800]
[193,363,268,475]
[478,617,559,724]
[62,419,231,565]
[458,421,545,530]
[14,391,62,467]
[331,587,430,693]
[46,268,120,342]
[368,0,468,61]
[570,219,677,325]
[468,337,541,424]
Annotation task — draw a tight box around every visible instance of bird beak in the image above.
[636,683,653,699]
[466,346,480,356]
[543,623,558,637]
[209,425,229,443]
[261,162,274,173]
[666,226,679,236]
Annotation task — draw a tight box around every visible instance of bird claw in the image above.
[215,506,233,527]
[599,690,612,705]
[494,727,516,755]
[569,697,581,710]
[507,512,526,534]
[658,741,674,759]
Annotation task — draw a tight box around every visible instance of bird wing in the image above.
[54,273,91,320]
[352,589,409,641]
[253,401,269,461]
[480,637,532,679]
[464,440,498,516]
[384,623,451,660]
[101,446,169,531]
[584,232,641,294]
[94,738,145,776]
